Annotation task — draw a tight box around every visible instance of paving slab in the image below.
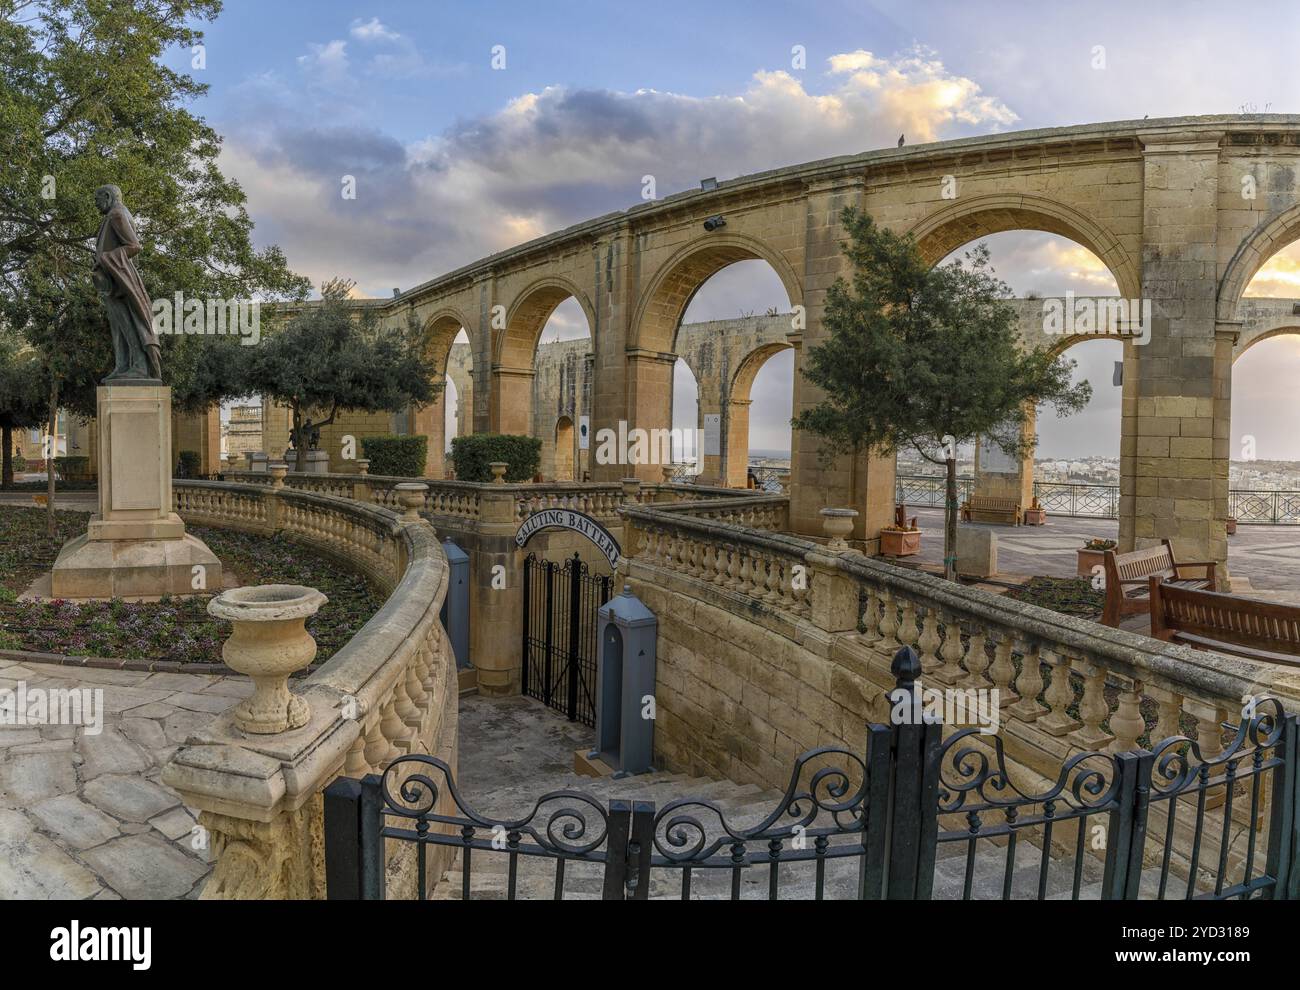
[80,833,207,900]
[30,794,122,850]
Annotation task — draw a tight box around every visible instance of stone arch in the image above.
[908,194,1141,301]
[724,341,794,488]
[496,276,597,369]
[1218,205,1300,322]
[632,232,802,355]
[1234,324,1300,363]
[414,307,472,479]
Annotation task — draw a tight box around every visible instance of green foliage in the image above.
[248,279,441,471]
[53,454,89,479]
[176,449,202,479]
[793,208,1091,578]
[360,435,428,478]
[450,434,542,482]
[11,454,25,472]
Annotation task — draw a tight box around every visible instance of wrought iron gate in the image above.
[325,646,1300,901]
[521,552,611,726]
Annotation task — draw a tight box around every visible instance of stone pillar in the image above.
[622,348,678,482]
[789,176,894,551]
[697,383,725,486]
[410,392,445,478]
[1127,129,1227,578]
[470,485,523,695]
[489,367,534,435]
[725,397,753,488]
[972,404,1035,509]
[591,228,634,483]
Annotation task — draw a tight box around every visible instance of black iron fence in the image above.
[324,647,1299,900]
[522,552,611,727]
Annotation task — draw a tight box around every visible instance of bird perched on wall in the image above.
[897,134,905,147]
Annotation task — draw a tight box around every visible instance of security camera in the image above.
[703,215,726,232]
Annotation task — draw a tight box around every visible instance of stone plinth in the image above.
[51,384,221,598]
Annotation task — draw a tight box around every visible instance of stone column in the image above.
[470,484,524,695]
[410,392,445,478]
[489,367,535,436]
[696,381,724,486]
[724,397,753,488]
[1127,129,1228,578]
[622,348,678,482]
[789,176,895,551]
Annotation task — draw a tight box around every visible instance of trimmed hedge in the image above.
[176,450,202,479]
[361,434,428,478]
[449,434,541,482]
[54,455,91,480]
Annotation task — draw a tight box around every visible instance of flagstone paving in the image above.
[0,655,248,899]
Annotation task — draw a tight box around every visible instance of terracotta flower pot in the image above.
[1226,517,1237,536]
[208,584,327,734]
[1024,507,1047,526]
[1077,548,1108,578]
[880,528,921,557]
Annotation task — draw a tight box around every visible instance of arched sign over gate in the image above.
[515,508,622,570]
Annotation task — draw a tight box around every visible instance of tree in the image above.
[248,279,441,472]
[1,0,309,530]
[0,326,44,489]
[793,208,1091,580]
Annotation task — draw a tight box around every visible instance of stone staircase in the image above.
[430,764,1112,900]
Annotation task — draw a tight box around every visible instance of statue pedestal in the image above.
[51,384,222,598]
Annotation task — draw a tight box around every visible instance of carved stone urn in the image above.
[819,507,859,550]
[208,585,327,734]
[394,481,428,522]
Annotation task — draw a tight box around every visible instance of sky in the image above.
[177,0,1300,457]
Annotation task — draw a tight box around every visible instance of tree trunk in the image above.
[944,454,958,582]
[1,422,12,490]
[290,404,306,473]
[46,381,58,537]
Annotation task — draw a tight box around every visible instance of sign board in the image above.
[515,509,622,569]
[703,414,721,457]
[578,415,590,450]
[977,436,1018,475]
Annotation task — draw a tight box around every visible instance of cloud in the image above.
[350,17,401,43]
[220,46,1018,297]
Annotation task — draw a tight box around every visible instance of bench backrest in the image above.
[968,496,1019,511]
[1104,543,1177,584]
[1150,579,1300,657]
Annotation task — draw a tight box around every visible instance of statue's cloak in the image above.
[94,203,160,353]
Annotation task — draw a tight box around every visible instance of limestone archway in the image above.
[632,235,800,482]
[411,308,473,478]
[1218,204,1300,324]
[725,341,794,488]
[492,277,596,437]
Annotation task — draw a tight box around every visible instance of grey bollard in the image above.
[591,586,658,777]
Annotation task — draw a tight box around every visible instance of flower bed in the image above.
[0,507,383,664]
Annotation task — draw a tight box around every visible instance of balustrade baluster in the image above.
[916,607,941,675]
[1036,650,1081,736]
[1068,659,1112,749]
[1008,644,1047,721]
[962,628,989,689]
[1109,676,1145,752]
[859,585,882,642]
[934,612,966,685]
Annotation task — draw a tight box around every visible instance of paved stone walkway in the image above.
[905,506,1300,594]
[0,656,246,898]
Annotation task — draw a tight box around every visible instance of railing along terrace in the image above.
[617,498,1300,897]
[162,479,458,899]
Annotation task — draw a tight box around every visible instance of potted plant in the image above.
[1226,517,1237,536]
[1024,496,1046,526]
[1077,537,1116,577]
[880,518,922,557]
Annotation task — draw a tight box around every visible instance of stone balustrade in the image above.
[619,498,1300,802]
[162,480,458,899]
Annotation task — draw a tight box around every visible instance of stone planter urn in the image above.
[490,462,508,484]
[268,463,288,489]
[394,481,429,522]
[208,585,327,734]
[880,528,921,557]
[819,507,858,550]
[356,458,370,477]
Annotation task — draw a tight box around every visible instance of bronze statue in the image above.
[92,185,162,381]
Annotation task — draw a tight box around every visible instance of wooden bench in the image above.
[1101,540,1216,627]
[964,495,1021,526]
[1149,577,1300,665]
